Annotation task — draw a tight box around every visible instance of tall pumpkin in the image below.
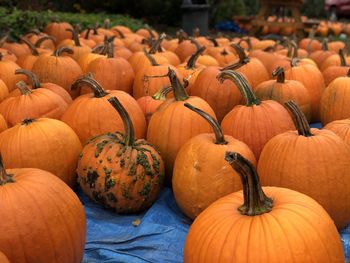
[184,151,344,263]
[0,157,86,263]
[220,70,295,160]
[147,68,216,185]
[258,101,350,229]
[173,103,256,219]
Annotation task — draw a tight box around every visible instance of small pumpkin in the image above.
[77,96,164,213]
[43,21,74,43]
[0,52,25,92]
[322,49,350,86]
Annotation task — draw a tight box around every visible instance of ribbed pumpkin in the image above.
[173,103,256,219]
[32,47,83,98]
[320,71,350,125]
[184,151,344,263]
[15,37,45,71]
[324,119,350,147]
[174,38,197,62]
[0,53,24,92]
[77,96,163,213]
[43,21,74,43]
[0,81,68,126]
[34,35,56,51]
[220,70,295,160]
[255,67,311,121]
[148,33,180,66]
[61,75,146,144]
[147,68,216,185]
[258,101,350,229]
[0,157,86,263]
[322,49,350,86]
[285,58,325,122]
[321,50,350,72]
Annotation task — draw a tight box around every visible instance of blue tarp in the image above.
[80,187,350,263]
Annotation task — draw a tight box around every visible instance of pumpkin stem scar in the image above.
[186,46,206,70]
[225,152,273,216]
[285,101,313,137]
[0,154,15,185]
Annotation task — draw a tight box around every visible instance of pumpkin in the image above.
[43,21,74,43]
[64,28,91,61]
[147,68,216,185]
[15,38,42,71]
[148,33,180,66]
[173,103,256,219]
[255,66,311,121]
[1,40,30,59]
[61,75,146,144]
[79,28,97,48]
[321,49,350,71]
[324,119,350,147]
[34,35,56,51]
[128,47,168,75]
[184,151,344,263]
[0,52,25,92]
[0,81,68,126]
[299,29,322,53]
[258,101,350,229]
[0,251,9,263]
[0,156,86,263]
[220,70,295,160]
[322,49,350,86]
[14,69,72,104]
[175,38,198,62]
[0,114,7,133]
[320,70,350,125]
[32,47,83,98]
[309,39,335,68]
[136,27,158,39]
[0,79,8,102]
[77,96,164,213]
[77,52,104,73]
[0,117,81,187]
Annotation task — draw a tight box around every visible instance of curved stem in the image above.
[339,49,347,67]
[16,81,32,95]
[152,85,173,100]
[221,43,250,71]
[186,46,205,69]
[225,152,273,216]
[217,70,261,106]
[108,97,135,146]
[35,35,56,48]
[184,103,227,145]
[66,28,81,47]
[272,67,285,83]
[0,154,14,186]
[85,27,92,39]
[20,37,39,56]
[167,67,189,101]
[239,37,252,51]
[71,75,108,98]
[112,28,125,39]
[284,100,313,137]
[92,43,105,54]
[15,69,41,89]
[52,46,73,57]
[144,49,159,66]
[145,25,155,39]
[149,33,166,54]
[177,29,188,43]
[207,37,219,47]
[189,37,201,50]
[322,38,329,51]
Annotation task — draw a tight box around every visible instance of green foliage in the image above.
[209,0,246,23]
[0,7,144,40]
[301,0,326,18]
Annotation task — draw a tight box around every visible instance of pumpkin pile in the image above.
[0,18,349,262]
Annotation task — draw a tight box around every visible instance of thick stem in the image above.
[52,46,73,57]
[20,37,39,56]
[104,18,110,29]
[184,103,227,144]
[66,28,81,47]
[144,49,159,66]
[107,41,114,58]
[16,81,32,95]
[207,37,219,47]
[177,29,188,43]
[167,67,189,101]
[189,37,201,50]
[322,38,329,51]
[272,67,285,83]
[221,43,250,71]
[149,33,166,54]
[225,152,273,216]
[108,97,135,146]
[71,75,108,98]
[92,43,105,54]
[0,154,14,186]
[217,70,261,106]
[85,28,92,39]
[15,69,41,89]
[152,85,173,100]
[112,28,125,39]
[284,100,313,137]
[186,46,205,69]
[339,49,347,67]
[35,35,56,48]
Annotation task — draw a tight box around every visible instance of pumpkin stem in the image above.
[322,38,329,51]
[284,100,313,137]
[239,37,252,51]
[104,18,110,29]
[16,81,32,95]
[291,57,299,67]
[189,37,201,50]
[35,35,56,48]
[108,96,135,146]
[52,46,73,57]
[145,25,156,40]
[339,49,347,67]
[220,43,250,71]
[225,152,273,216]
[177,29,188,43]
[84,27,92,39]
[192,27,200,38]
[207,37,219,47]
[20,37,39,56]
[15,69,41,89]
[185,103,227,145]
[71,74,109,98]
[91,43,105,54]
[106,40,114,58]
[167,67,189,101]
[186,46,205,69]
[66,28,81,47]
[217,70,261,106]
[112,28,125,39]
[144,48,159,66]
[152,85,173,100]
[25,29,40,35]
[149,33,166,54]
[306,26,316,53]
[0,154,14,186]
[272,67,285,83]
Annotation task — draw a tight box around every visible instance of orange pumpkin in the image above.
[63,28,92,61]
[34,35,56,51]
[0,251,9,263]
[0,52,24,92]
[321,50,350,71]
[259,100,350,229]
[309,39,335,68]
[0,79,9,102]
[0,114,7,133]
[184,151,344,263]
[173,103,256,219]
[324,119,350,148]
[322,49,350,86]
[43,21,74,43]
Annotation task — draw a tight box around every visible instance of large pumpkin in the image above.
[77,96,164,213]
[258,101,350,229]
[147,68,216,185]
[184,151,344,263]
[220,70,295,160]
[0,157,86,263]
[0,117,81,187]
[172,103,256,219]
